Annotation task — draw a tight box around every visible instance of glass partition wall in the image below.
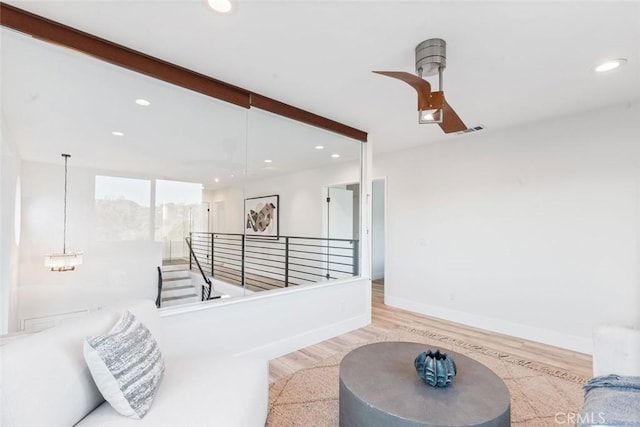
[198,108,363,295]
[3,24,362,307]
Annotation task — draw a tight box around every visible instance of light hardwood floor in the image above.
[269,280,592,383]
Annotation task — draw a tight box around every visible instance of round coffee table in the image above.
[339,341,510,427]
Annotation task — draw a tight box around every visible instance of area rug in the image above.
[267,325,588,426]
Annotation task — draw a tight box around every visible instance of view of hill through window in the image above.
[155,179,205,262]
[95,176,204,263]
[95,175,151,241]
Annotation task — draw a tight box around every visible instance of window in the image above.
[95,176,151,241]
[155,180,204,262]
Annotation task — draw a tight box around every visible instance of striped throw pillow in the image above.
[84,310,165,419]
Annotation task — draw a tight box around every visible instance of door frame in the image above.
[371,177,388,302]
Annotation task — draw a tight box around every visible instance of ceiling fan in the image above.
[374,38,468,134]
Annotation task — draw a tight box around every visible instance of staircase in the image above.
[159,264,200,307]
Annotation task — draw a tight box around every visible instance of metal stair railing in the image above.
[156,266,162,308]
[189,232,360,291]
[185,236,220,301]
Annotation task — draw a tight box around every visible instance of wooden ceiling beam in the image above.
[0,2,367,142]
[251,94,368,142]
[0,3,249,108]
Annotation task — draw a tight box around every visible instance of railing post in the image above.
[156,266,162,308]
[325,237,331,279]
[284,237,290,287]
[241,234,246,288]
[189,232,193,271]
[210,233,214,277]
[353,240,359,276]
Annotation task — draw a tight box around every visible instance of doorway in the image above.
[372,178,386,296]
[324,183,360,280]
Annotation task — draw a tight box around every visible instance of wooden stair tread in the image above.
[163,276,191,282]
[162,294,198,302]
[162,284,193,290]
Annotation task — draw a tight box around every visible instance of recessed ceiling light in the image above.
[315,145,324,150]
[595,58,627,73]
[331,153,340,158]
[214,177,219,183]
[111,131,124,137]
[264,159,272,163]
[135,98,151,106]
[207,0,233,13]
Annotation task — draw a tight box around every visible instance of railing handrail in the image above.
[185,236,212,300]
[199,231,357,244]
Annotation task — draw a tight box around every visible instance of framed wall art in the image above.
[245,194,279,238]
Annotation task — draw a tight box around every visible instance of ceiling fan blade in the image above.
[372,71,432,108]
[439,100,467,133]
[374,71,467,133]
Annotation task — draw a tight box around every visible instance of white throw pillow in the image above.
[83,310,165,419]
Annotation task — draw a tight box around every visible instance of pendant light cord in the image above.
[62,153,70,255]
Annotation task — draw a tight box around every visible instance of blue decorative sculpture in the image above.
[414,349,457,387]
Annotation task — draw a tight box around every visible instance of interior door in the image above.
[188,202,210,233]
[327,187,354,279]
[182,202,210,263]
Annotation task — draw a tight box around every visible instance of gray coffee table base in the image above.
[339,342,510,427]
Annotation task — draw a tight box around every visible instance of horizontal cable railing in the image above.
[189,232,359,292]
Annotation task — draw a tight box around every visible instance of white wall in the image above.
[203,186,245,234]
[206,161,361,238]
[160,277,370,360]
[374,101,640,354]
[371,179,385,280]
[0,127,21,333]
[17,161,161,327]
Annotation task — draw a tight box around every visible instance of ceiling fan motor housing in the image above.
[416,38,446,77]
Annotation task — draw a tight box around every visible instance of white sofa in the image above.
[592,325,640,377]
[578,326,640,427]
[0,300,268,427]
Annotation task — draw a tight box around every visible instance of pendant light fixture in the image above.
[44,153,83,271]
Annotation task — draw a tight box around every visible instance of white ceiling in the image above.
[2,0,640,180]
[1,26,361,188]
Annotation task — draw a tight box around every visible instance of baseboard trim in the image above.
[235,314,370,360]
[371,271,384,280]
[385,296,592,355]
